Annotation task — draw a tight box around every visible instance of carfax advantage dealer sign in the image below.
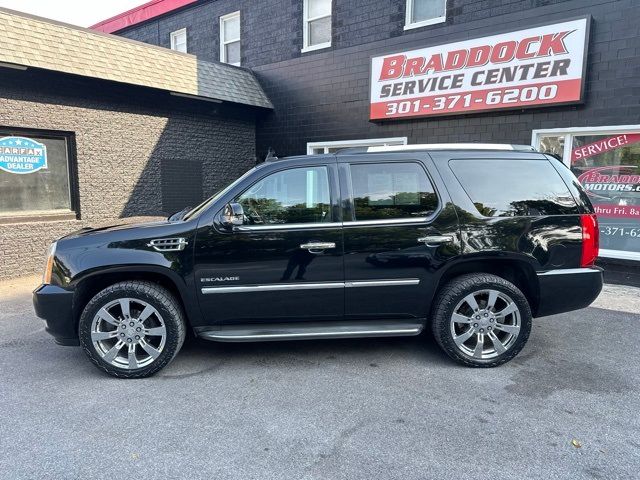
[370,17,590,120]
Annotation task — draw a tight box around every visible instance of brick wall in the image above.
[115,0,640,157]
[0,69,257,279]
[117,0,585,68]
[253,0,640,156]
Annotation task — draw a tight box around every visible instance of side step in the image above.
[195,321,425,343]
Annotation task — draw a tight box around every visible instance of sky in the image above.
[0,0,150,27]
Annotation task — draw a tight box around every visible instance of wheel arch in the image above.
[71,266,200,334]
[433,257,541,316]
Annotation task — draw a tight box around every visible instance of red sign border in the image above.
[368,15,592,123]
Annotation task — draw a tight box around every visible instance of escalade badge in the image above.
[201,277,240,282]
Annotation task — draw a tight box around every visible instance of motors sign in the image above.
[370,17,589,120]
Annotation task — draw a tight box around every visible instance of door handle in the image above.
[300,242,336,252]
[417,235,454,247]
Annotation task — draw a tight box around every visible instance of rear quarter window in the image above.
[449,159,579,217]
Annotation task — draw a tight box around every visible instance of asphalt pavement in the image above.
[0,278,638,480]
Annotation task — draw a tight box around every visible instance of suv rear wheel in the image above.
[431,273,532,367]
[79,281,186,378]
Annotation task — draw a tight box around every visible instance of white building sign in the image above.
[370,17,590,120]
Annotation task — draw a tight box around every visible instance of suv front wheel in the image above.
[431,273,532,367]
[79,281,186,378]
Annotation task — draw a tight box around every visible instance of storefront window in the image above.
[534,127,640,260]
[571,133,640,257]
[0,130,75,217]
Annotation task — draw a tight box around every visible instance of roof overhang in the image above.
[0,7,273,110]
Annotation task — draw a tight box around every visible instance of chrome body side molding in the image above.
[201,278,420,294]
[234,222,342,232]
[201,282,343,294]
[345,279,420,288]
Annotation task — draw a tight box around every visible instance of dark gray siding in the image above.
[115,0,640,157]
[117,0,588,68]
[252,0,640,155]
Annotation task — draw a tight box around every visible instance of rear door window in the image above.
[349,162,438,221]
[449,159,579,217]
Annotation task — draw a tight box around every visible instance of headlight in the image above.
[42,241,57,284]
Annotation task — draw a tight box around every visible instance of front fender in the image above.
[52,236,200,327]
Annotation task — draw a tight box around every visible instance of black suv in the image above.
[33,144,603,378]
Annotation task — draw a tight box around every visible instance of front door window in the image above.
[237,166,331,225]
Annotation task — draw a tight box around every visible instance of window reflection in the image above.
[237,166,331,224]
[350,162,438,220]
[450,159,579,217]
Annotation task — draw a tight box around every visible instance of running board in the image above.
[195,321,424,343]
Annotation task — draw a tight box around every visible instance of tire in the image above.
[79,281,186,378]
[431,273,532,368]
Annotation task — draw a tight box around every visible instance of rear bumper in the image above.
[32,284,79,346]
[535,267,604,318]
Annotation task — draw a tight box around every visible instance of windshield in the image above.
[183,167,256,221]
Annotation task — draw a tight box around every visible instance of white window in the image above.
[307,137,408,155]
[405,0,446,30]
[302,0,331,53]
[220,11,241,66]
[532,125,640,262]
[170,28,187,53]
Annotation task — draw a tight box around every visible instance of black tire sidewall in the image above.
[79,282,185,378]
[432,274,532,367]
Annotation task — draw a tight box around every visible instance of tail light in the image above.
[580,214,599,267]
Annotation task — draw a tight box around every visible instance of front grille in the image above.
[147,238,188,252]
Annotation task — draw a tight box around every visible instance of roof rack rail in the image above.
[364,143,536,153]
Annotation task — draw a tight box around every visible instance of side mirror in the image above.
[221,202,245,229]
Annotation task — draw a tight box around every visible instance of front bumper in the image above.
[33,284,79,346]
[535,267,604,318]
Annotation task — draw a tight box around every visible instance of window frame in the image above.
[220,11,241,66]
[0,127,79,224]
[342,159,441,226]
[231,163,340,230]
[302,0,332,53]
[404,0,447,31]
[170,28,188,53]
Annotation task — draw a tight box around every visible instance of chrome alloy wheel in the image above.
[91,298,167,370]
[450,289,521,360]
